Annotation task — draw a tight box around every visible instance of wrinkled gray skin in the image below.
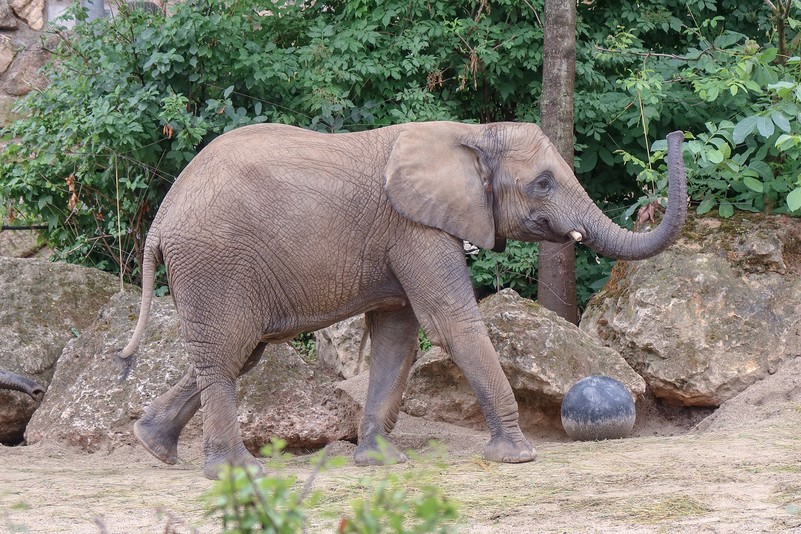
[0,370,45,399]
[118,122,687,479]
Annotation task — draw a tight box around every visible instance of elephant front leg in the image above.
[354,306,419,466]
[452,333,536,463]
[134,367,201,465]
[395,238,536,464]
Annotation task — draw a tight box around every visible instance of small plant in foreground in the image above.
[205,438,457,533]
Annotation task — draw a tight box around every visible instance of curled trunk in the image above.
[582,131,687,261]
[0,370,45,399]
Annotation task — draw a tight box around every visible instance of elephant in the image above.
[0,370,45,399]
[117,121,686,479]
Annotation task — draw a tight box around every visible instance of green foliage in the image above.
[205,438,456,533]
[468,242,613,308]
[338,475,457,534]
[468,241,540,299]
[290,333,317,361]
[205,439,311,534]
[596,1,801,219]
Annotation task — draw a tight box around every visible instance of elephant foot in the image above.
[203,441,265,480]
[134,418,179,465]
[354,434,408,466]
[484,433,537,464]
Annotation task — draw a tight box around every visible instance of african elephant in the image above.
[117,121,686,479]
[0,370,45,399]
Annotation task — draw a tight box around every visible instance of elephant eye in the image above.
[527,172,554,196]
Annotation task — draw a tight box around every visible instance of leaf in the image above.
[707,149,724,164]
[732,115,757,144]
[787,188,801,212]
[696,196,716,215]
[718,200,734,218]
[743,176,764,193]
[223,85,235,98]
[757,115,775,138]
[759,47,779,63]
[748,160,774,179]
[775,134,794,150]
[771,112,791,133]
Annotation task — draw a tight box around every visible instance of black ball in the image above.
[560,376,636,441]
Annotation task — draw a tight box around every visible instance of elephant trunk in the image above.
[0,370,45,400]
[578,131,687,261]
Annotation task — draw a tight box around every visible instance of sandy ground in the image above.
[2,359,801,533]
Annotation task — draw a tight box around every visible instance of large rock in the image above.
[1,41,48,96]
[581,214,801,407]
[695,356,801,433]
[8,0,43,30]
[0,0,19,30]
[27,290,357,454]
[0,228,46,257]
[402,289,645,435]
[0,258,119,443]
[0,36,16,73]
[315,315,370,379]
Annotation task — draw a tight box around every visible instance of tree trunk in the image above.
[538,0,578,323]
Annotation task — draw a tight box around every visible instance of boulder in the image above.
[0,258,119,443]
[0,0,18,30]
[581,214,801,407]
[695,356,801,433]
[1,41,48,96]
[26,290,357,454]
[402,289,645,436]
[315,315,370,379]
[0,228,46,257]
[0,36,16,73]
[8,0,43,30]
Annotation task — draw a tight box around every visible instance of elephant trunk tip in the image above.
[667,130,685,143]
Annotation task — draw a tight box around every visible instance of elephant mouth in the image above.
[521,215,586,245]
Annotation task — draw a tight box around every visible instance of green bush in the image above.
[205,439,457,533]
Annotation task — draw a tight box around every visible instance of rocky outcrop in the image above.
[1,38,48,96]
[1,0,51,125]
[8,0,42,30]
[0,257,120,443]
[581,214,801,407]
[402,290,644,435]
[0,1,19,30]
[26,290,358,454]
[315,315,370,379]
[695,356,801,433]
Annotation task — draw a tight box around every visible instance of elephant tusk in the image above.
[569,230,583,242]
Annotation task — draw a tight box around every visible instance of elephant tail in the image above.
[115,235,162,381]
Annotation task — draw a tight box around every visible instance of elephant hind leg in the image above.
[134,343,268,468]
[354,306,419,466]
[135,367,200,465]
[190,333,267,480]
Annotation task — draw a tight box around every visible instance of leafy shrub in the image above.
[205,439,457,533]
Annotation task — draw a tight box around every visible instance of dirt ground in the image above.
[2,359,801,534]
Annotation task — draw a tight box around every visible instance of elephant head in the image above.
[0,370,45,400]
[384,122,686,259]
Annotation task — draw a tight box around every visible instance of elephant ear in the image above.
[383,123,496,250]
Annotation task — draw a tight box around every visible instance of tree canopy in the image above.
[1,0,799,304]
